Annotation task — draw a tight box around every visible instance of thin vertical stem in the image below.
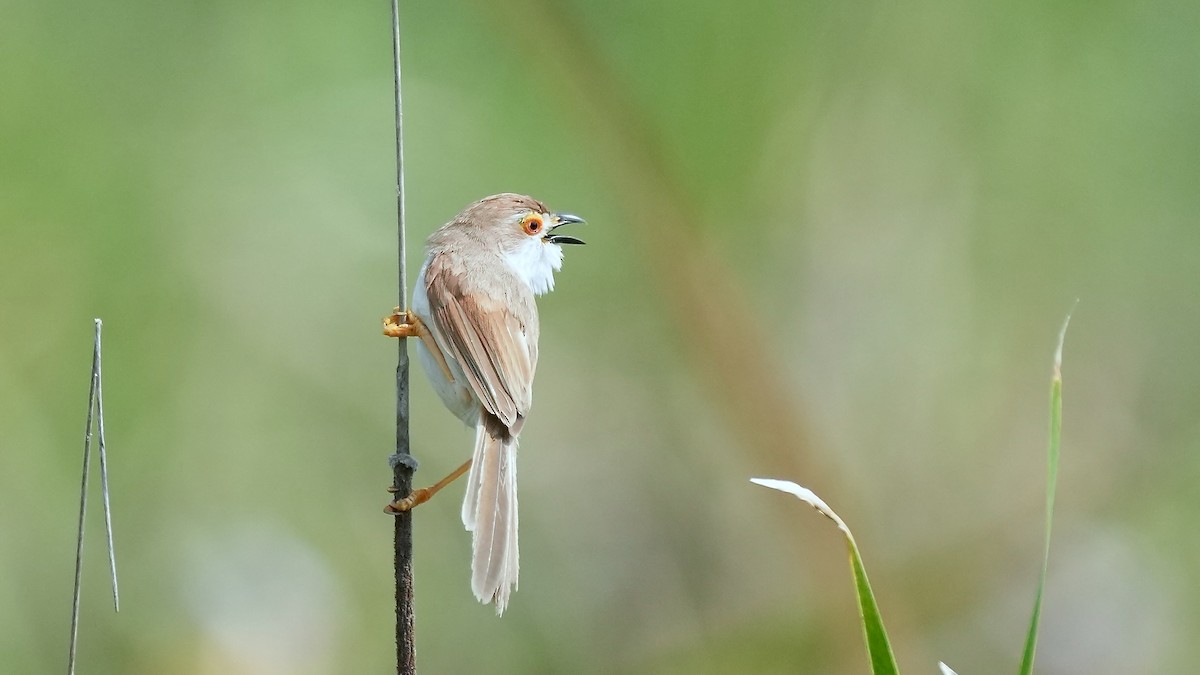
[67,322,100,675]
[388,0,416,672]
[94,320,120,613]
[391,2,407,309]
[69,319,123,673]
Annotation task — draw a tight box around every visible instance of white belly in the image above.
[412,260,479,426]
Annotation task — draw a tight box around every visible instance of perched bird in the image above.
[383,193,585,614]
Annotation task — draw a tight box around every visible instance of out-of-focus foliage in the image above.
[2,1,1197,673]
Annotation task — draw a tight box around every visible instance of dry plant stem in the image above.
[68,319,119,675]
[388,0,416,672]
[67,338,99,675]
[95,328,119,612]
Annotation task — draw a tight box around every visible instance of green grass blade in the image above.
[1017,308,1073,675]
[847,534,901,675]
[751,478,900,675]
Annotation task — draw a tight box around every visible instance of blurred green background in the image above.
[3,0,1198,673]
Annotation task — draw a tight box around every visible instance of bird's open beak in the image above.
[546,212,586,245]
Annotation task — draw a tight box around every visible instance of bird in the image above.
[383,193,585,615]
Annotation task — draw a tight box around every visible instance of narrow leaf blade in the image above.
[752,478,900,675]
[848,538,901,675]
[1017,309,1072,675]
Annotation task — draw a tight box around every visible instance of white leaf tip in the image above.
[1053,300,1078,376]
[750,477,851,536]
[750,477,798,492]
[938,662,959,675]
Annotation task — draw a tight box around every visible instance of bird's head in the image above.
[457,193,586,295]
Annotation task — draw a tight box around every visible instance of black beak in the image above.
[547,212,587,245]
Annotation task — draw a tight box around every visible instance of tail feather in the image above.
[460,424,484,530]
[463,415,520,615]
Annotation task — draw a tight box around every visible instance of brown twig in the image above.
[387,0,416,672]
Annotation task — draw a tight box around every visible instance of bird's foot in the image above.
[385,487,433,513]
[384,458,474,515]
[383,307,420,338]
[381,307,457,384]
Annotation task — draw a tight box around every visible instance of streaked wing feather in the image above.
[426,257,537,428]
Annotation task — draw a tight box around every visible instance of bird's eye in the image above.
[522,214,544,235]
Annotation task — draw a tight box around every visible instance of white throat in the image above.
[503,237,563,296]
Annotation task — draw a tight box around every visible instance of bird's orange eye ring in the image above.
[521,214,544,236]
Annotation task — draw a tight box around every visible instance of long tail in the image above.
[461,414,519,615]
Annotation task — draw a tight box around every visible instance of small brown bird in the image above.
[384,193,585,614]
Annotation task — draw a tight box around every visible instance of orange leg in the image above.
[385,458,473,513]
[382,307,455,384]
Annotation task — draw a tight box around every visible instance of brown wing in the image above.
[425,253,539,430]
